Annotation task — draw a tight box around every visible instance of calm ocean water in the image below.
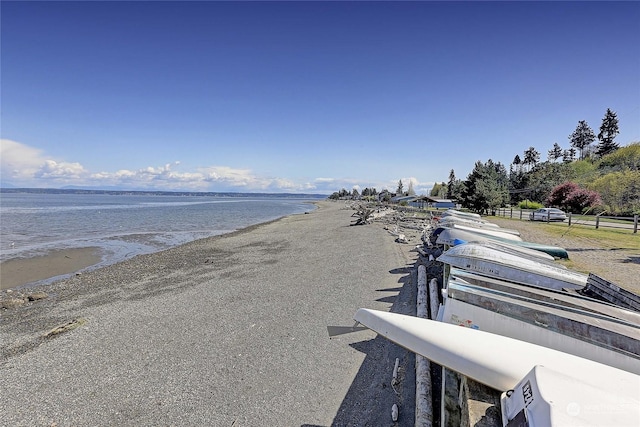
[0,192,319,266]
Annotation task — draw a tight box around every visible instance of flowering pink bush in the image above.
[547,181,601,213]
[565,188,602,213]
[547,182,579,207]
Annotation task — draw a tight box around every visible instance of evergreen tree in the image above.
[548,143,563,162]
[508,165,528,205]
[361,187,378,197]
[396,180,404,196]
[596,108,620,156]
[569,120,596,160]
[511,155,522,174]
[447,169,456,199]
[523,147,540,171]
[461,160,509,214]
[562,148,576,163]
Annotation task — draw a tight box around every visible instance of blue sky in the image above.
[2,1,639,194]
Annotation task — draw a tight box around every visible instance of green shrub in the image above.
[518,200,543,210]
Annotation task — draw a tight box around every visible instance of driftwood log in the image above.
[350,205,375,226]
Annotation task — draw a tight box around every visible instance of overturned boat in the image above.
[440,276,640,375]
[436,232,556,262]
[449,267,640,326]
[441,222,522,239]
[433,226,569,259]
[439,209,482,220]
[437,215,504,230]
[353,308,640,427]
[437,243,587,290]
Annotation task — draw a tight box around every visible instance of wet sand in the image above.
[0,201,419,426]
[0,247,103,290]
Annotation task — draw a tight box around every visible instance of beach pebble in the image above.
[1,297,26,309]
[27,292,48,301]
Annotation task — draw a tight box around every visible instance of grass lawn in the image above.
[538,222,639,250]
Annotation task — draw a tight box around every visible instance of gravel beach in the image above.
[1,201,418,427]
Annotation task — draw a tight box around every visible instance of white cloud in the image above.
[2,139,433,195]
[35,160,88,179]
[314,177,336,183]
[1,139,90,185]
[1,139,47,183]
[0,139,331,192]
[200,167,315,192]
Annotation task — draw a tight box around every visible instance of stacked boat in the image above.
[355,209,640,426]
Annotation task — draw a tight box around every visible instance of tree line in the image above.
[328,109,639,215]
[449,109,638,215]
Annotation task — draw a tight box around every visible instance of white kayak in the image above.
[353,308,640,426]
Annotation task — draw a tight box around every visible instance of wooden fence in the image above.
[493,208,639,234]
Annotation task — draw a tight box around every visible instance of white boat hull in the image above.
[442,280,640,374]
[433,226,570,259]
[436,231,555,262]
[353,309,640,426]
[438,215,505,230]
[440,209,482,220]
[450,267,640,326]
[444,223,523,241]
[437,243,587,290]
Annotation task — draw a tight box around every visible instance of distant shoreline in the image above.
[0,187,329,198]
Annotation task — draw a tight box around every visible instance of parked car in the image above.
[529,208,567,222]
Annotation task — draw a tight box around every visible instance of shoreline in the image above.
[0,205,317,291]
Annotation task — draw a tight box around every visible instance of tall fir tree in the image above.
[569,120,596,160]
[562,148,576,163]
[548,143,563,162]
[523,147,540,170]
[446,169,456,199]
[596,108,620,156]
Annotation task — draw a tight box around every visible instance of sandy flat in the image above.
[0,247,103,290]
[0,201,419,426]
